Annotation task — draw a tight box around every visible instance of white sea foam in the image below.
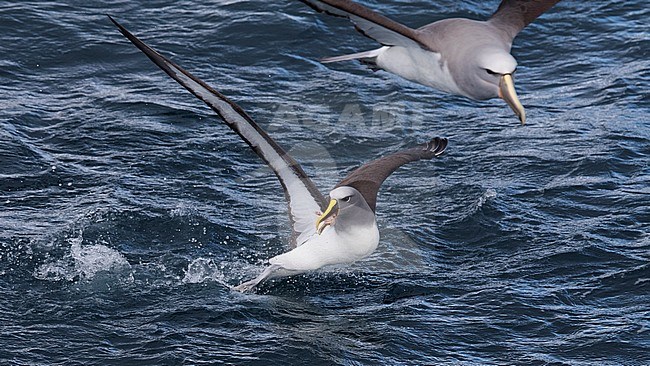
[476,188,497,209]
[34,234,131,282]
[182,257,229,286]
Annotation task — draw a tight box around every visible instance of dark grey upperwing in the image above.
[299,0,429,49]
[335,137,448,212]
[489,0,562,41]
[109,16,328,246]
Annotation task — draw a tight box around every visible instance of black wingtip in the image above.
[107,14,133,40]
[426,137,448,157]
[107,15,147,52]
[107,14,121,29]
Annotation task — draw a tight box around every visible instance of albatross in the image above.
[299,0,562,124]
[109,16,448,292]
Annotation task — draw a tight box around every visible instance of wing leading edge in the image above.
[109,16,328,246]
[336,137,448,212]
[489,0,562,41]
[298,0,429,49]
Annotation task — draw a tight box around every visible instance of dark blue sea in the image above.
[1,1,648,364]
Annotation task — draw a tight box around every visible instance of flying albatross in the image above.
[299,0,562,124]
[109,16,448,292]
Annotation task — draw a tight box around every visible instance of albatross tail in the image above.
[320,48,384,68]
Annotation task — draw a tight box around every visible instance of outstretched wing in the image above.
[299,0,429,49]
[109,16,328,246]
[489,0,562,41]
[336,137,448,212]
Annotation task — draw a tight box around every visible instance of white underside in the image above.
[269,223,380,272]
[375,46,463,96]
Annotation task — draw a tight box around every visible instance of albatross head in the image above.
[472,48,526,124]
[315,186,375,235]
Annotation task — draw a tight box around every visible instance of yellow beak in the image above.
[315,199,338,235]
[499,73,526,125]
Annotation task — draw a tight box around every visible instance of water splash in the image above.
[33,233,131,282]
[475,188,497,210]
[182,257,232,287]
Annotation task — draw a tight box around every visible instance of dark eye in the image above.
[485,69,498,76]
[341,196,351,202]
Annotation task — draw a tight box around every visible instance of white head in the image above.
[451,43,525,124]
[464,47,517,99]
[315,186,375,235]
[468,48,526,124]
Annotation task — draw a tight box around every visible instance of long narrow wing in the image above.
[489,0,562,41]
[336,137,448,212]
[108,16,328,246]
[299,0,429,49]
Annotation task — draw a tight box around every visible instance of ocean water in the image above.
[1,1,648,364]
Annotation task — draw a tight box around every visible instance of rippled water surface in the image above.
[1,1,649,364]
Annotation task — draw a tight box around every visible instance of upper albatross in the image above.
[299,0,562,124]
[109,16,448,292]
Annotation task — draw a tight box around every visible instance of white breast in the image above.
[376,46,463,96]
[269,223,379,272]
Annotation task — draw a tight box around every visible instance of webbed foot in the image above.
[233,264,281,293]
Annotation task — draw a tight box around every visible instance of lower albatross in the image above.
[299,0,562,124]
[109,16,448,292]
